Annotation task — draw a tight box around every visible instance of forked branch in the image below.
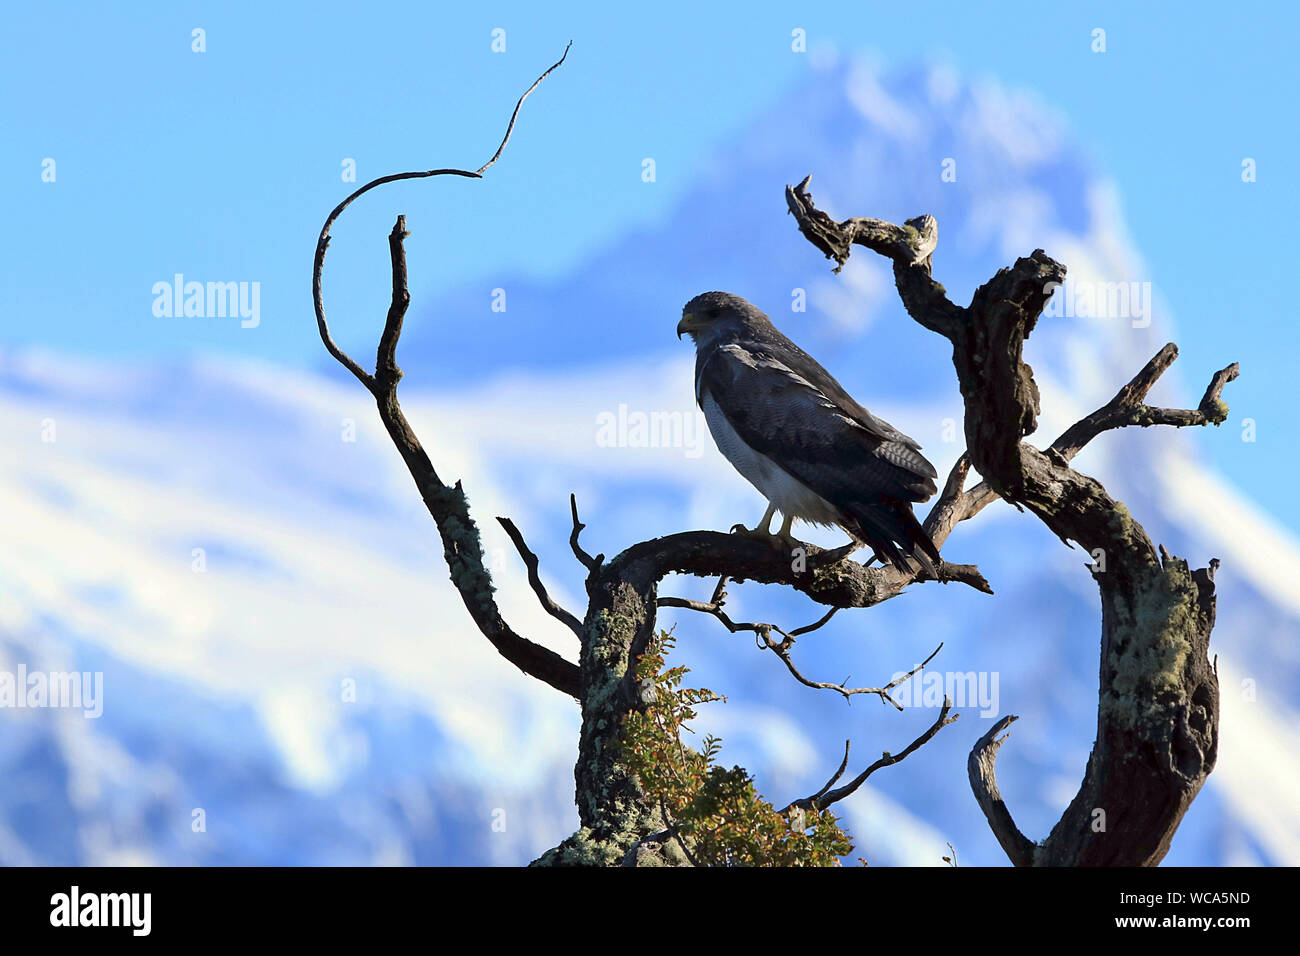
[1052,342,1240,461]
[787,699,959,813]
[312,51,580,700]
[787,172,1235,866]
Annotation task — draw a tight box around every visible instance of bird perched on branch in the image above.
[678,291,942,575]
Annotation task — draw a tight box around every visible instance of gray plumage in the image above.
[677,291,941,574]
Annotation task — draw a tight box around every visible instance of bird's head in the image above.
[677,291,767,345]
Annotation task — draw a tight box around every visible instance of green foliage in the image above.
[622,629,855,866]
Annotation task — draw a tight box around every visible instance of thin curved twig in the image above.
[808,740,852,805]
[312,42,571,394]
[786,699,958,813]
[568,493,602,573]
[477,41,572,176]
[498,517,584,639]
[312,50,580,700]
[660,586,942,708]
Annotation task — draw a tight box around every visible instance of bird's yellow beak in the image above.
[676,312,698,339]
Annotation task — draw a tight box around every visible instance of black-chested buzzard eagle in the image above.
[678,291,942,574]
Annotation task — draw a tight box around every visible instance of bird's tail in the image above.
[899,506,943,576]
[846,501,942,576]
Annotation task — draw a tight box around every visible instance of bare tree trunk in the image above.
[534,561,669,865]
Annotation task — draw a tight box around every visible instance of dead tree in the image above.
[313,52,1235,866]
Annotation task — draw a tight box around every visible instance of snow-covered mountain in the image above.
[2,56,1295,866]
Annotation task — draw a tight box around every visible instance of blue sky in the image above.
[3,1,1297,530]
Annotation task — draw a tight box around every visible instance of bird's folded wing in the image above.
[754,337,930,453]
[700,344,938,503]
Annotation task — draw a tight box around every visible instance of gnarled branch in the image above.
[788,173,1234,866]
[312,54,580,701]
[498,517,584,640]
[968,715,1035,867]
[568,493,602,574]
[787,699,959,813]
[613,530,990,615]
[1052,342,1240,461]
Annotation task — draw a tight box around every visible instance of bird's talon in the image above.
[728,524,798,551]
[731,523,773,541]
